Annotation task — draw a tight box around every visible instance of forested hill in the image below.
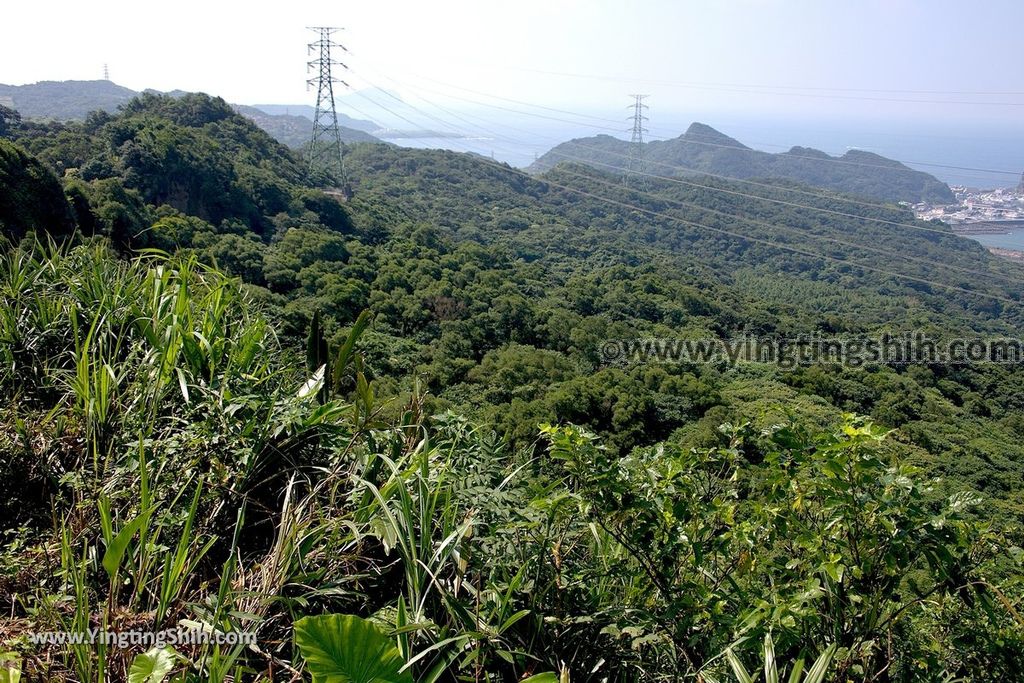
[4,92,357,243]
[5,93,1024,488]
[233,104,379,146]
[3,91,1024,680]
[0,79,378,146]
[529,121,954,204]
[0,79,138,119]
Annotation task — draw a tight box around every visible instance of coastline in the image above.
[986,246,1024,261]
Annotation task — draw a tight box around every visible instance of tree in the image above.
[0,104,21,138]
[0,139,75,241]
[263,227,349,292]
[540,416,995,679]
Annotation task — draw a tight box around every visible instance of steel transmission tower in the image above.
[306,27,350,186]
[625,94,649,186]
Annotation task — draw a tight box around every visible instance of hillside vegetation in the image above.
[0,93,1022,682]
[0,80,378,148]
[0,138,76,240]
[0,79,139,120]
[530,122,954,204]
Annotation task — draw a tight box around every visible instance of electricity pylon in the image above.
[625,94,649,187]
[307,26,349,187]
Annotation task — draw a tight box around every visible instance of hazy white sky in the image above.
[3,0,1024,124]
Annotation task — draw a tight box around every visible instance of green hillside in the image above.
[1,93,1022,682]
[0,79,379,148]
[0,79,138,120]
[530,122,955,204]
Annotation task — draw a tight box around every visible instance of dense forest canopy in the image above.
[0,137,76,240]
[0,92,1021,682]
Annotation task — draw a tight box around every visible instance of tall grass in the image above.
[0,241,351,680]
[2,241,1015,682]
[2,241,512,681]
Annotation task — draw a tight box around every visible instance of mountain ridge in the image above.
[247,103,378,133]
[0,80,380,148]
[529,122,954,204]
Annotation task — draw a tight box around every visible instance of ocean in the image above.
[971,230,1024,251]
[387,112,1024,190]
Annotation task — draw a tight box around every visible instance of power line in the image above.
[349,65,1024,245]
[402,71,624,125]
[501,165,1024,306]
[589,80,1024,107]
[357,77,1023,284]
[356,86,529,160]
[555,164,1018,286]
[345,65,622,133]
[343,67,992,240]
[549,141,962,237]
[352,82,468,138]
[347,61,562,143]
[344,63,584,160]
[392,66,1024,170]
[357,63,1024,179]
[333,97,387,130]
[640,127,1023,178]
[348,65,1006,247]
[402,60,1024,105]
[626,94,649,187]
[349,87,453,138]
[485,154,1023,305]
[344,63,552,160]
[307,26,349,187]
[337,69,1024,305]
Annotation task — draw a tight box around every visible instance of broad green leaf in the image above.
[521,674,559,683]
[0,652,21,683]
[128,646,177,683]
[294,614,413,683]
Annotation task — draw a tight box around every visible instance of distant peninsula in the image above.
[529,122,954,204]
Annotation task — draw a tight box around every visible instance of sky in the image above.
[4,0,1024,186]
[3,0,1024,123]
